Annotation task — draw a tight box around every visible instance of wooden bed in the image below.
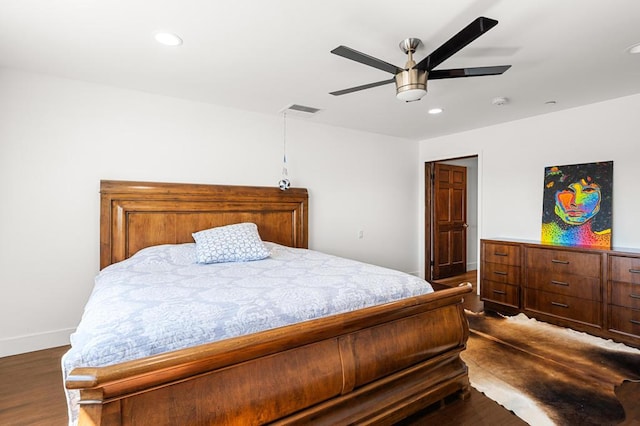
[65,180,472,425]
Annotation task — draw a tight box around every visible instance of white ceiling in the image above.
[1,0,639,141]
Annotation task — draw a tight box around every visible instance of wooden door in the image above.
[432,163,467,280]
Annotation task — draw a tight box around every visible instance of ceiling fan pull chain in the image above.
[278,112,291,191]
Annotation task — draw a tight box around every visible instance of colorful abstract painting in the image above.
[541,161,613,248]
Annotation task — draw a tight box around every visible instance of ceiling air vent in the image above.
[280,104,321,117]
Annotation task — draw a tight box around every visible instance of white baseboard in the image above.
[467,261,477,271]
[0,328,74,358]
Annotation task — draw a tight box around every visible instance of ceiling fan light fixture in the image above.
[397,88,427,102]
[395,69,427,102]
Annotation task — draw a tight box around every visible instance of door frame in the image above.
[424,155,479,284]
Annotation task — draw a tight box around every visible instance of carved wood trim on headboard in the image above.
[100,180,309,269]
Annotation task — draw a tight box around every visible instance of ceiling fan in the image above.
[330,17,511,102]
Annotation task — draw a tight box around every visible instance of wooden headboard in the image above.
[100,180,308,269]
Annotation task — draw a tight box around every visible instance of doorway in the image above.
[425,156,478,282]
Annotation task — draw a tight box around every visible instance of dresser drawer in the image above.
[524,288,601,326]
[481,280,519,308]
[610,256,640,284]
[526,247,601,278]
[610,281,640,309]
[609,305,640,337]
[482,262,520,285]
[525,268,601,300]
[484,242,520,266]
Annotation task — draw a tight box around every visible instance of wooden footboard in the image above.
[66,284,471,425]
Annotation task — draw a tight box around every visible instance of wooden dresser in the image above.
[481,238,640,348]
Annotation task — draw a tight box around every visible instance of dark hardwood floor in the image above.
[0,270,527,426]
[0,345,69,426]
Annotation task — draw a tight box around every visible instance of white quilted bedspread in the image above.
[62,242,433,424]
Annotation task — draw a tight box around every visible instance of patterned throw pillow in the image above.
[192,223,270,264]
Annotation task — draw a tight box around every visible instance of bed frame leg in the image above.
[459,384,471,400]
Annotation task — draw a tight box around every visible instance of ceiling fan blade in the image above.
[429,65,511,79]
[416,17,499,71]
[329,78,396,96]
[331,45,404,75]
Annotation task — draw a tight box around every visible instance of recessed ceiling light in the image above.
[627,42,640,54]
[155,32,183,46]
[428,108,443,115]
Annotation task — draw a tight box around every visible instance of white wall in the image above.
[418,93,640,277]
[0,69,419,356]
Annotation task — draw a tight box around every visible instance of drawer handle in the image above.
[551,301,569,308]
[494,252,508,257]
[493,271,508,276]
[631,319,640,326]
[492,290,506,295]
[630,269,640,274]
[630,294,640,300]
[551,280,569,286]
[551,259,569,265]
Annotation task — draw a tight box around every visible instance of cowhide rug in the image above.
[462,311,640,426]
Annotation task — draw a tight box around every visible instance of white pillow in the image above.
[192,223,269,264]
